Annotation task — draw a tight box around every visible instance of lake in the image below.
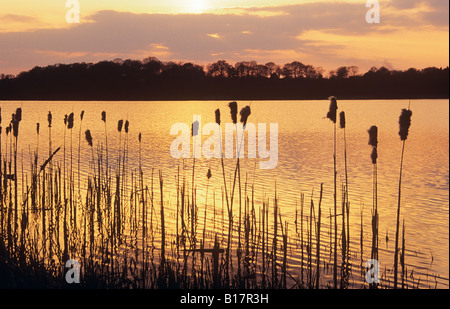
[0,99,448,288]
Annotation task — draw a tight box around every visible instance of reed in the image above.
[326,96,338,288]
[368,125,379,288]
[0,103,434,290]
[394,107,412,289]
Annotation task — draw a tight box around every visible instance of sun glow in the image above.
[185,0,207,13]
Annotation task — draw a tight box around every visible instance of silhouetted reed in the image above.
[368,125,379,288]
[228,101,238,124]
[0,103,435,290]
[326,96,338,288]
[394,107,412,289]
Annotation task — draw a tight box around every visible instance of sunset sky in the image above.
[0,0,448,75]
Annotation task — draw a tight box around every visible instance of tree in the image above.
[207,60,233,77]
[282,61,310,78]
[265,62,281,78]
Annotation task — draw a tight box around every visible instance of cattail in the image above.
[64,114,68,126]
[12,114,19,137]
[67,113,74,129]
[85,130,93,147]
[368,126,378,147]
[239,106,251,127]
[80,110,85,121]
[371,147,378,165]
[207,169,212,180]
[340,111,346,129]
[36,123,40,135]
[327,96,338,123]
[15,108,22,122]
[118,120,123,132]
[125,120,129,133]
[228,101,238,124]
[398,109,412,141]
[191,121,199,137]
[138,132,142,143]
[394,107,413,289]
[6,125,10,135]
[101,111,106,123]
[0,107,2,123]
[48,111,52,127]
[215,109,221,125]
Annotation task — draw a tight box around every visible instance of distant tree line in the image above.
[0,57,448,100]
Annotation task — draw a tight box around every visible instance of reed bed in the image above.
[0,101,438,290]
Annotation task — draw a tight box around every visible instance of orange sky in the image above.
[0,0,448,75]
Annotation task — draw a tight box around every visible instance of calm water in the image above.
[1,99,448,288]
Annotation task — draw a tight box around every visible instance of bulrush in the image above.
[239,106,251,127]
[48,111,52,127]
[191,121,199,137]
[215,108,221,125]
[36,123,40,135]
[398,109,412,141]
[327,96,338,123]
[64,114,68,126]
[207,169,212,180]
[368,124,379,286]
[371,147,378,165]
[85,130,93,147]
[326,95,338,288]
[101,111,106,123]
[368,126,378,147]
[67,113,74,129]
[125,120,129,134]
[15,108,22,123]
[394,107,412,289]
[138,132,142,143]
[118,120,123,133]
[12,114,19,137]
[80,110,85,121]
[339,111,346,129]
[228,101,238,124]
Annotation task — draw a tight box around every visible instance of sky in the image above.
[0,0,448,75]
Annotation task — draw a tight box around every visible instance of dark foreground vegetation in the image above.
[0,58,448,100]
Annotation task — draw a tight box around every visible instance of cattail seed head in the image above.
[215,109,221,125]
[67,112,74,129]
[80,110,85,121]
[36,123,40,135]
[339,111,346,129]
[327,96,338,123]
[12,114,19,137]
[64,114,68,126]
[101,111,106,123]
[118,120,123,132]
[371,147,378,165]
[125,120,129,133]
[0,107,2,124]
[191,121,199,137]
[398,109,412,141]
[207,168,212,180]
[85,130,93,147]
[368,125,378,147]
[138,132,142,143]
[47,111,52,127]
[6,125,11,135]
[228,101,238,124]
[15,108,22,122]
[240,106,251,127]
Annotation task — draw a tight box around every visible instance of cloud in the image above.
[0,2,448,75]
[1,14,39,23]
